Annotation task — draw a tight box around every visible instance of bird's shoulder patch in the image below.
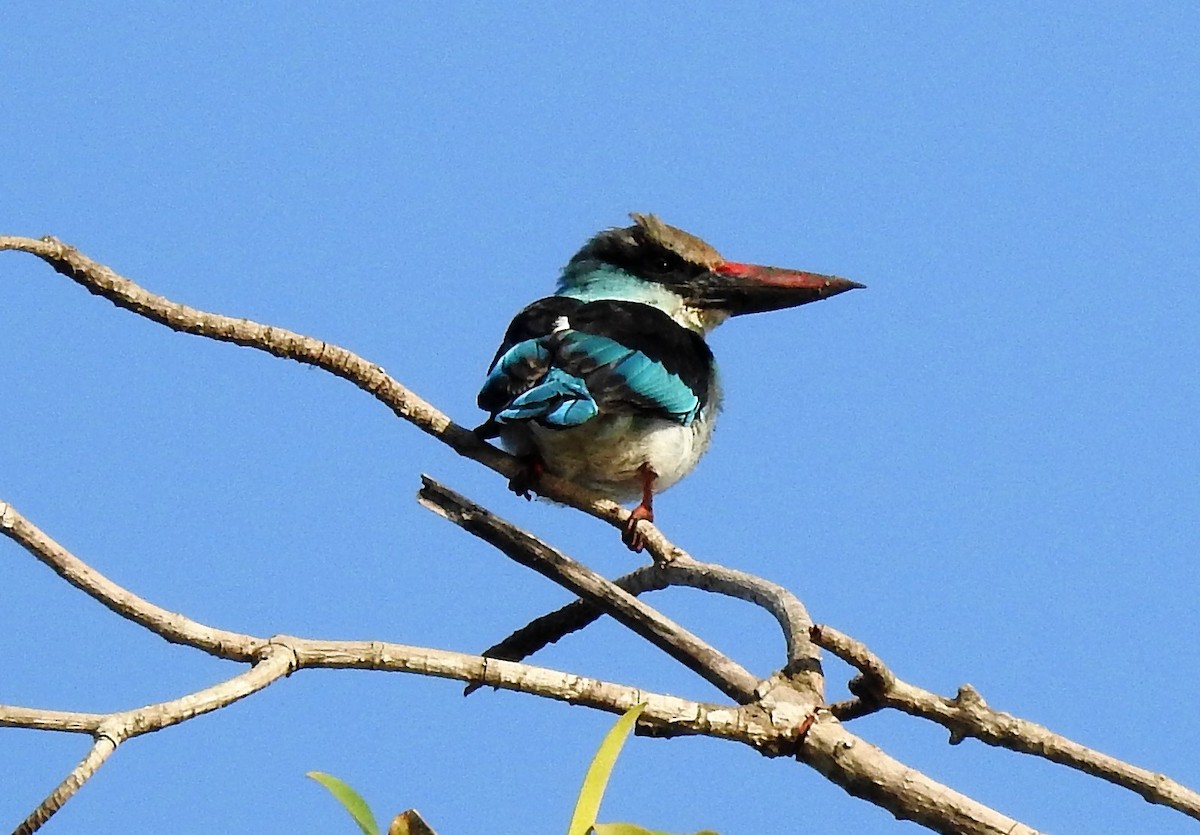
[486,295,584,371]
[517,300,714,424]
[479,298,715,428]
[566,300,714,407]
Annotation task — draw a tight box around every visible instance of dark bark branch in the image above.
[417,476,765,703]
[476,564,666,665]
[473,549,823,704]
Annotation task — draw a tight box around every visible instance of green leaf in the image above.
[307,771,380,835]
[567,703,647,835]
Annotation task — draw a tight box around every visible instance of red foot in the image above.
[508,455,544,500]
[621,464,657,553]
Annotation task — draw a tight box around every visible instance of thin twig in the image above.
[16,738,117,835]
[474,552,824,705]
[811,624,1200,820]
[417,476,764,703]
[654,555,821,703]
[465,564,664,697]
[7,646,295,832]
[0,501,261,660]
[477,564,666,663]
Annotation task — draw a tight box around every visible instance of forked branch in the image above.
[0,500,776,829]
[4,235,1197,833]
[811,624,1200,819]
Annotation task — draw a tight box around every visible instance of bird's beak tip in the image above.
[705,262,863,314]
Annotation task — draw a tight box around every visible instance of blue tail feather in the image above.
[495,368,598,428]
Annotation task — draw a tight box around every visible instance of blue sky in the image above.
[2,4,1198,833]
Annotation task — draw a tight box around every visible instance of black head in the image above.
[562,213,863,316]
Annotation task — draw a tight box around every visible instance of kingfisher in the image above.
[476,214,861,551]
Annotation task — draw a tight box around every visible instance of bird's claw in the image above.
[508,455,545,501]
[622,504,654,553]
[473,418,502,440]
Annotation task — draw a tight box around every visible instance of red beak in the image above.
[691,261,864,316]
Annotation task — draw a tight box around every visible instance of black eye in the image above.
[645,257,674,275]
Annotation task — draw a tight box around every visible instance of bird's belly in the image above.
[501,410,717,502]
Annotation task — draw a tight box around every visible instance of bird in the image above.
[475,213,861,552]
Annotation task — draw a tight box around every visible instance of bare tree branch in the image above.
[0,501,261,660]
[415,477,1051,833]
[812,624,1200,821]
[16,738,116,835]
[799,714,1042,835]
[0,499,734,736]
[8,647,294,833]
[0,234,684,561]
[650,555,821,700]
[1,497,1042,835]
[417,476,766,703]
[475,563,665,666]
[420,476,822,703]
[0,496,785,829]
[4,235,1196,834]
